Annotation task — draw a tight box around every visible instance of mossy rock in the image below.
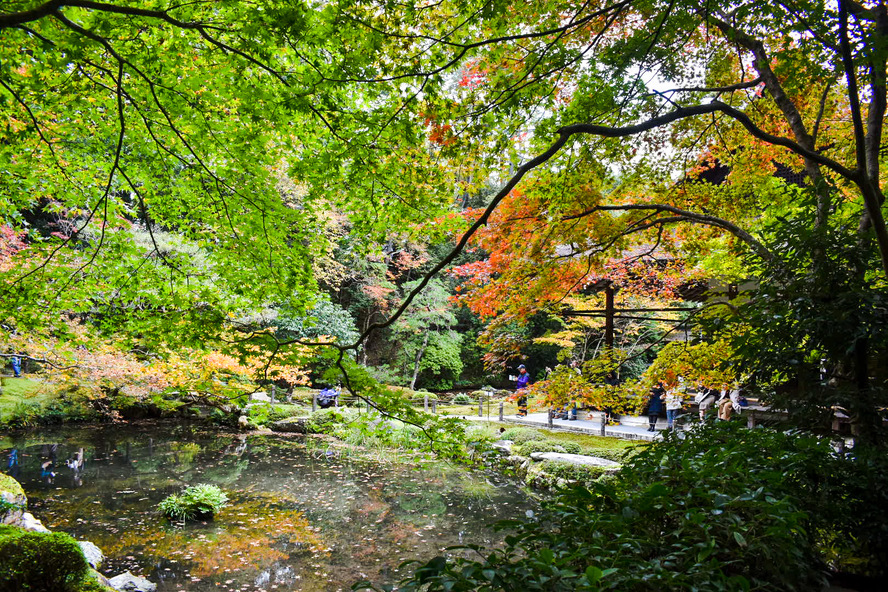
[270,416,309,433]
[513,440,582,456]
[0,475,24,500]
[539,460,609,487]
[0,526,92,592]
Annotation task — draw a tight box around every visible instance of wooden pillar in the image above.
[478,398,483,417]
[548,409,554,428]
[499,402,504,422]
[312,392,317,413]
[424,394,428,412]
[432,400,437,414]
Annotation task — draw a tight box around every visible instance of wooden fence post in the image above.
[312,392,317,413]
[499,402,504,422]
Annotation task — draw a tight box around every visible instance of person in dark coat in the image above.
[515,364,530,416]
[647,382,666,432]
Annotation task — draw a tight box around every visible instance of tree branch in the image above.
[562,204,773,262]
[559,101,855,179]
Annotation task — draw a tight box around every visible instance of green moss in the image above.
[578,446,636,462]
[499,427,546,443]
[513,440,582,455]
[538,429,639,451]
[0,526,91,592]
[0,474,24,499]
[0,378,43,398]
[305,408,344,434]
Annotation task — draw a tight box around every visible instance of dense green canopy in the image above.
[2,2,887,416]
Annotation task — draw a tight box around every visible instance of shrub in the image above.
[158,484,228,522]
[0,526,90,592]
[305,408,343,434]
[540,460,609,485]
[513,440,581,455]
[384,421,841,592]
[451,393,472,405]
[416,391,438,401]
[499,427,545,443]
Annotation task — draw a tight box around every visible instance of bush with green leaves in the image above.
[370,421,859,592]
[451,393,472,405]
[513,440,581,455]
[305,408,344,434]
[158,484,228,522]
[539,460,610,486]
[0,526,92,592]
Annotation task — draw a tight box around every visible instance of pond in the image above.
[3,423,536,592]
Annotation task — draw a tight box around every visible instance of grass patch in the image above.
[0,378,44,398]
[0,379,56,426]
[537,429,640,451]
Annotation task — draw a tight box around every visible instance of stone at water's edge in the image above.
[108,571,157,592]
[491,440,514,454]
[529,452,621,470]
[17,511,50,532]
[270,417,309,433]
[79,540,104,568]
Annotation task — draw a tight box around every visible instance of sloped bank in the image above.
[0,473,156,592]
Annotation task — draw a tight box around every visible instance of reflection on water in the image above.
[3,424,535,591]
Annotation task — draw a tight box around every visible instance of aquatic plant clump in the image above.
[159,484,229,522]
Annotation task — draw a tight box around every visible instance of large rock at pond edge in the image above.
[108,571,157,592]
[491,440,513,454]
[17,511,50,532]
[78,540,104,568]
[271,417,308,433]
[529,452,621,470]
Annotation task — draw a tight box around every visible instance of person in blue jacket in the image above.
[515,364,530,416]
[647,382,665,431]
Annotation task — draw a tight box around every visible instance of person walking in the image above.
[664,377,685,429]
[515,364,530,417]
[647,382,665,431]
[10,354,22,378]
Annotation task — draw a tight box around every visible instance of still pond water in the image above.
[4,423,535,592]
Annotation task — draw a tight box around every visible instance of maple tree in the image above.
[1,1,887,431]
